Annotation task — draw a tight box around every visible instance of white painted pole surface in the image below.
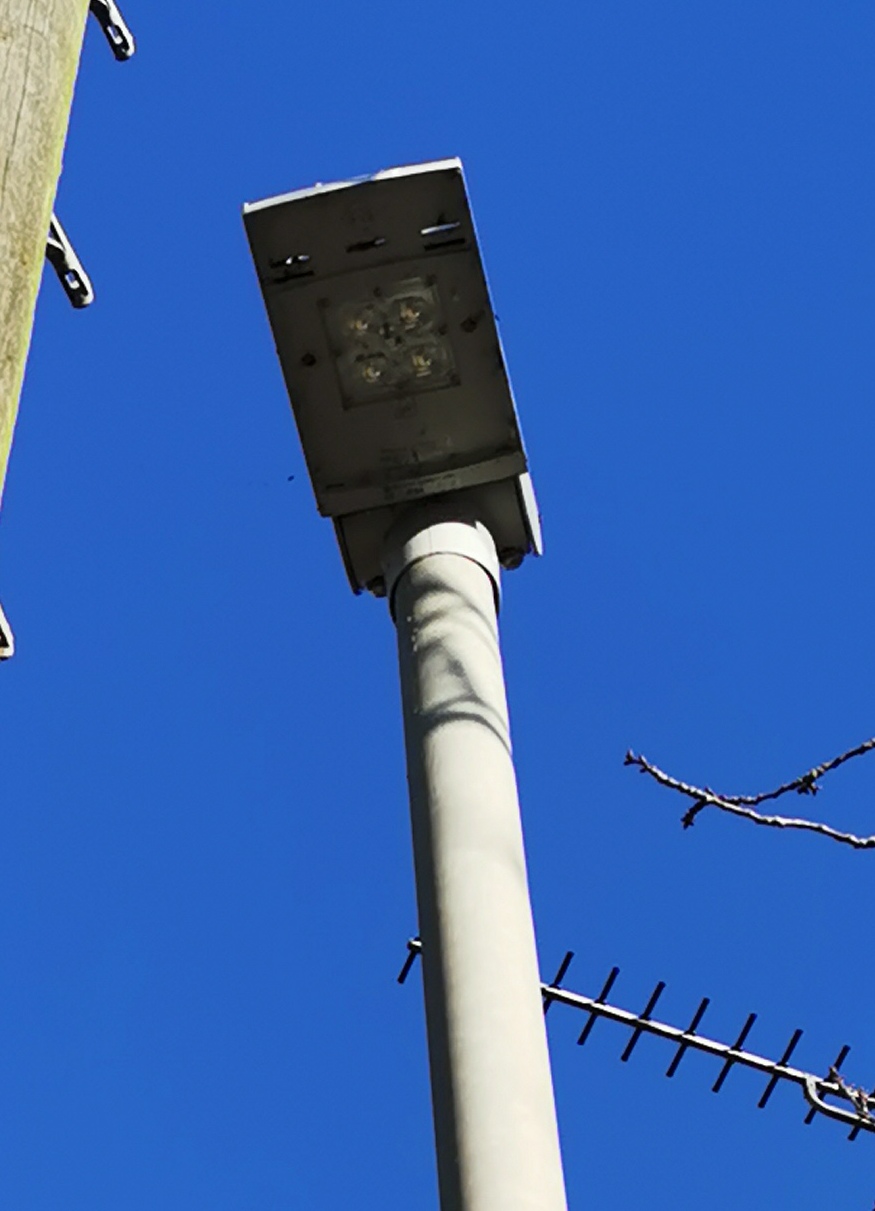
[385,516,568,1211]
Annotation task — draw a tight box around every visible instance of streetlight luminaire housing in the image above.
[243,158,541,593]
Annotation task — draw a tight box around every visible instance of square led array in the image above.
[324,277,457,407]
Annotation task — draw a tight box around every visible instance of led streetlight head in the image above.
[243,159,541,593]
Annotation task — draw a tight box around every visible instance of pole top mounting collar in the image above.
[381,507,501,619]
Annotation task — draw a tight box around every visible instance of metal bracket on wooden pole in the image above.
[0,600,13,660]
[88,0,135,60]
[43,0,136,310]
[46,214,94,308]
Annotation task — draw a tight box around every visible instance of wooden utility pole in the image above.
[0,0,91,655]
[0,0,90,509]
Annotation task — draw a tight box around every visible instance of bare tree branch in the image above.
[624,740,875,850]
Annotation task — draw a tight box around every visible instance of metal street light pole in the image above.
[385,511,567,1211]
[244,160,568,1211]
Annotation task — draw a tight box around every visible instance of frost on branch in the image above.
[625,738,875,850]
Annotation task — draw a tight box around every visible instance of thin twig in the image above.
[624,743,875,850]
[711,736,875,806]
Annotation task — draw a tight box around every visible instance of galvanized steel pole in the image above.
[384,513,568,1211]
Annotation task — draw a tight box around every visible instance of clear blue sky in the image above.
[3,1,875,1206]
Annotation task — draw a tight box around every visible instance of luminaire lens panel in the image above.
[326,277,457,406]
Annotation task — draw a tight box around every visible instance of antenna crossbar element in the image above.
[540,952,874,1140]
[398,939,875,1141]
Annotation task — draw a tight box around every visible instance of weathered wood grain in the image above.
[0,0,89,506]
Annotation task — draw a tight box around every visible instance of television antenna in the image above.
[400,939,874,1140]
